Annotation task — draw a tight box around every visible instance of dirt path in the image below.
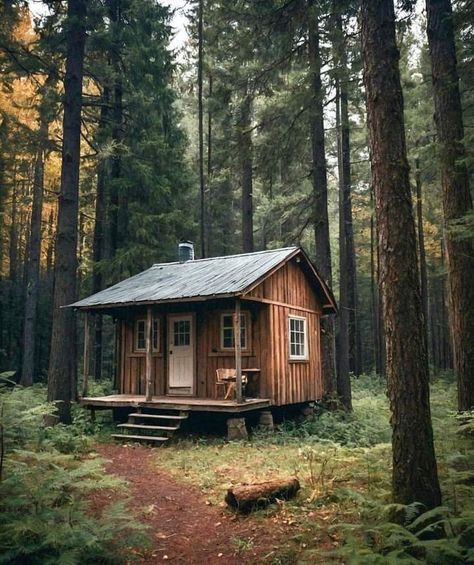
[93,444,288,564]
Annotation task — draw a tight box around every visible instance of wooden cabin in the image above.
[73,245,336,440]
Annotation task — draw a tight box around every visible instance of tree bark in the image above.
[415,155,430,360]
[361,0,441,508]
[92,86,110,380]
[108,0,126,259]
[334,10,360,379]
[336,79,352,410]
[47,0,87,425]
[20,72,56,386]
[426,0,474,411]
[225,478,300,513]
[0,117,6,368]
[308,0,336,397]
[238,88,254,253]
[198,0,206,258]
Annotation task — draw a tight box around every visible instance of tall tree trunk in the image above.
[361,0,441,508]
[370,184,383,375]
[415,155,430,360]
[308,0,336,397]
[108,0,125,259]
[0,117,6,368]
[198,0,206,258]
[238,88,254,253]
[92,86,110,380]
[21,72,56,386]
[334,10,360,379]
[426,0,474,411]
[336,79,352,410]
[47,0,87,425]
[206,72,213,252]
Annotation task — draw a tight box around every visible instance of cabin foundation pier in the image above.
[258,410,274,432]
[227,417,248,441]
[300,404,316,421]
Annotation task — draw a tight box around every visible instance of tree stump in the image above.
[227,417,248,441]
[225,478,300,513]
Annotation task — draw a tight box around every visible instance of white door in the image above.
[167,314,194,394]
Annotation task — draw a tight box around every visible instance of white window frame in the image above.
[134,318,160,352]
[220,312,248,350]
[288,315,308,360]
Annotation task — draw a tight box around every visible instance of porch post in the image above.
[82,312,90,397]
[234,298,243,403]
[145,306,153,401]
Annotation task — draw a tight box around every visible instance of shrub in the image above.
[0,382,149,563]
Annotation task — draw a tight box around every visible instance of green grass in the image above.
[151,373,474,563]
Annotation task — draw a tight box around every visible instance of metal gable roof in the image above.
[70,247,309,310]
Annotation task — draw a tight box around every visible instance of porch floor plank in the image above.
[80,394,271,413]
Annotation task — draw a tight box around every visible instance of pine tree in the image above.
[47,0,87,424]
[361,0,441,507]
[426,0,474,411]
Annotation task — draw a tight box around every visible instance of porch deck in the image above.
[80,394,271,413]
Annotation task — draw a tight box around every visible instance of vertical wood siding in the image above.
[118,257,324,405]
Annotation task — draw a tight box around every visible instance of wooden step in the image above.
[128,412,188,420]
[118,423,179,432]
[112,434,169,443]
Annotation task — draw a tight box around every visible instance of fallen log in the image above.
[225,478,300,513]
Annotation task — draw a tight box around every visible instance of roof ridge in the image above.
[151,246,298,268]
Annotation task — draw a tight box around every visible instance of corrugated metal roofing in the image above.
[71,247,303,309]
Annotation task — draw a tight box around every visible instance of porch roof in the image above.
[70,246,336,313]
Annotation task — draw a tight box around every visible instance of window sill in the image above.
[289,358,309,364]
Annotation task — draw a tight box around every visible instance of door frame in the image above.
[166,312,196,396]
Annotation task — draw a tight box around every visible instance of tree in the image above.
[47,0,87,424]
[360,0,442,507]
[307,0,337,398]
[425,0,474,411]
[20,70,57,386]
[198,0,206,257]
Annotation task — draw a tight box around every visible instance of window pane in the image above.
[136,320,145,350]
[289,317,306,358]
[221,313,247,348]
[174,320,190,346]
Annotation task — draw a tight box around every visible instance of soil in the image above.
[92,444,292,564]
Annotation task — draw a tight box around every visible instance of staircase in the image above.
[112,408,189,445]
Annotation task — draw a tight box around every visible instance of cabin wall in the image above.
[246,258,323,406]
[118,304,264,398]
[118,317,166,396]
[117,257,325,405]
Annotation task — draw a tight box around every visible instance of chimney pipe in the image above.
[178,240,194,262]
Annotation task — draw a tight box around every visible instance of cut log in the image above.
[225,478,300,513]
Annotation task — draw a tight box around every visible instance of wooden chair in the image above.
[215,368,247,400]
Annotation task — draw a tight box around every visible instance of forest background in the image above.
[0,0,471,390]
[0,0,473,561]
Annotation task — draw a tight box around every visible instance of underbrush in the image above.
[155,373,474,564]
[0,379,148,564]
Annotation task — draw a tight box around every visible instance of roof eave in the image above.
[68,290,244,311]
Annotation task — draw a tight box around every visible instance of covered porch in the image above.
[79,394,271,413]
[79,295,263,409]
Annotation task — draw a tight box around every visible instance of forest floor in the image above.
[89,375,474,564]
[92,443,334,564]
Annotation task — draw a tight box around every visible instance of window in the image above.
[289,316,307,360]
[134,318,160,352]
[173,319,190,346]
[221,313,247,349]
